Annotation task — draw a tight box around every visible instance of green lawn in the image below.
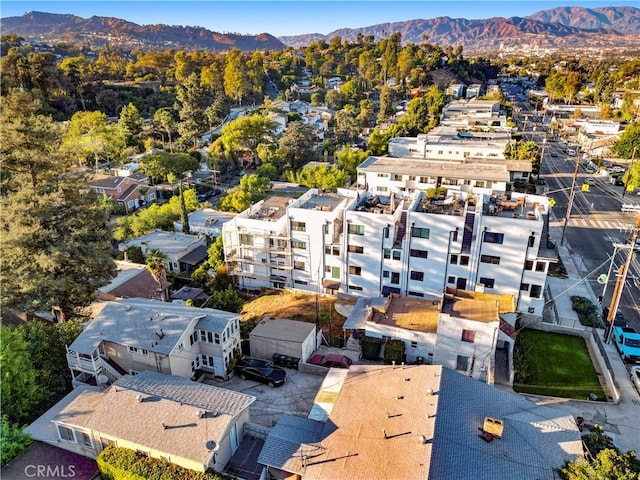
[513,329,606,400]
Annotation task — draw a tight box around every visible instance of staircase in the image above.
[461,213,475,253]
[393,211,408,248]
[98,356,125,381]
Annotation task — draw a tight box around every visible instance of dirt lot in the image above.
[240,290,355,340]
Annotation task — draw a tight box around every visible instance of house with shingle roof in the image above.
[90,174,156,213]
[66,298,241,386]
[39,371,255,474]
[123,230,208,273]
[258,365,583,480]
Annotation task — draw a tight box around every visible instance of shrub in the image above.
[0,416,31,467]
[383,339,406,365]
[97,446,234,480]
[570,296,603,327]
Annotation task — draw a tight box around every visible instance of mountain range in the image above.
[2,6,639,53]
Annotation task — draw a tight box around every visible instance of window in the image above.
[292,240,307,249]
[294,279,308,285]
[240,234,254,245]
[348,245,364,254]
[530,285,542,298]
[535,261,546,273]
[447,276,455,284]
[408,291,424,297]
[456,355,469,371]
[377,173,388,178]
[214,333,220,344]
[323,224,329,235]
[410,271,424,281]
[332,246,340,256]
[483,232,504,244]
[349,266,362,276]
[377,186,388,193]
[520,283,530,291]
[480,255,500,265]
[450,254,458,264]
[291,221,306,232]
[383,249,391,259]
[127,200,134,208]
[349,285,363,291]
[77,431,93,447]
[331,266,340,279]
[459,255,469,266]
[391,272,400,284]
[409,176,416,181]
[411,341,418,348]
[419,176,429,183]
[325,246,331,255]
[479,277,495,288]
[58,425,75,442]
[348,224,365,235]
[178,343,184,352]
[410,249,428,258]
[190,331,198,346]
[524,260,534,270]
[294,261,305,270]
[528,235,535,247]
[392,250,401,260]
[412,227,430,239]
[383,270,390,278]
[128,346,148,356]
[452,230,458,242]
[461,329,475,343]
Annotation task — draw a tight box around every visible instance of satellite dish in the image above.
[97,375,109,385]
[206,440,219,452]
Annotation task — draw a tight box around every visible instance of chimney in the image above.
[160,421,167,430]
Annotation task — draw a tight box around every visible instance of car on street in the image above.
[536,178,547,186]
[234,357,287,387]
[550,152,558,157]
[309,353,353,369]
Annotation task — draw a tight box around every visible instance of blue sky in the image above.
[2,1,638,37]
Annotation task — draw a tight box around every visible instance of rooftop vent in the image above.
[196,410,205,418]
[483,417,504,439]
[136,394,143,403]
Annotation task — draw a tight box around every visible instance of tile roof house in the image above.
[258,365,583,480]
[90,174,157,214]
[66,298,241,386]
[36,371,255,474]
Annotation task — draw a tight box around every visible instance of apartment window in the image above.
[412,227,430,239]
[377,173,388,178]
[437,150,443,155]
[483,232,504,244]
[294,279,308,285]
[349,285,363,291]
[348,224,365,235]
[214,333,220,344]
[480,255,501,265]
[392,250,401,261]
[452,230,458,242]
[411,341,418,348]
[323,223,329,235]
[58,425,75,442]
[392,174,402,181]
[349,266,362,276]
[325,246,331,255]
[391,272,400,284]
[291,221,306,232]
[450,254,458,264]
[383,270,390,278]
[178,343,184,352]
[535,261,546,273]
[528,235,535,247]
[383,249,391,259]
[419,176,428,183]
[530,285,542,298]
[410,271,424,281]
[331,266,340,279]
[447,276,455,284]
[479,277,495,288]
[409,176,416,181]
[377,186,388,193]
[408,291,424,297]
[461,330,475,343]
[348,245,364,254]
[240,234,254,245]
[292,240,307,249]
[456,355,469,372]
[332,246,340,256]
[410,249,428,258]
[520,283,530,291]
[524,260,534,271]
[459,255,470,266]
[128,346,148,356]
[294,261,305,270]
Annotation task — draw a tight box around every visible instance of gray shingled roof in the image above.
[115,371,255,416]
[68,298,238,355]
[257,414,324,472]
[428,369,583,480]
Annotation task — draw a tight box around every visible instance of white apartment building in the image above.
[357,155,532,198]
[223,187,554,315]
[388,127,512,160]
[440,99,508,128]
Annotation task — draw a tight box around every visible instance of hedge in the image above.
[97,446,234,480]
[383,339,406,365]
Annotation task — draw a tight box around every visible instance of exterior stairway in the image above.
[394,211,408,248]
[461,213,475,253]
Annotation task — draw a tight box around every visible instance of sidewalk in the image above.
[539,217,640,455]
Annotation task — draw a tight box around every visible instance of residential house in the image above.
[223,186,554,315]
[441,99,507,128]
[266,111,288,135]
[447,83,467,99]
[466,83,483,99]
[174,209,235,236]
[91,174,157,214]
[343,291,514,383]
[291,82,322,96]
[123,230,208,273]
[170,286,210,303]
[249,317,319,362]
[98,260,169,302]
[28,371,255,473]
[258,365,583,480]
[66,298,241,385]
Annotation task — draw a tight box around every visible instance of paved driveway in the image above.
[209,368,325,427]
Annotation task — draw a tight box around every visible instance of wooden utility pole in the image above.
[605,213,640,341]
[621,146,637,197]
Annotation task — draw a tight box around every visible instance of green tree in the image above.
[324,89,342,109]
[153,107,175,153]
[118,102,143,148]
[179,184,190,234]
[224,49,251,106]
[377,84,394,124]
[286,165,349,189]
[278,121,317,170]
[207,235,226,270]
[612,122,640,159]
[221,116,277,166]
[0,327,37,425]
[1,416,32,467]
[203,285,243,313]
[146,249,168,301]
[175,73,208,147]
[367,128,392,155]
[336,145,368,182]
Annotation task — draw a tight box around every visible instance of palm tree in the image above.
[146,249,168,301]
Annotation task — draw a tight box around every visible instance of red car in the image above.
[309,353,353,369]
